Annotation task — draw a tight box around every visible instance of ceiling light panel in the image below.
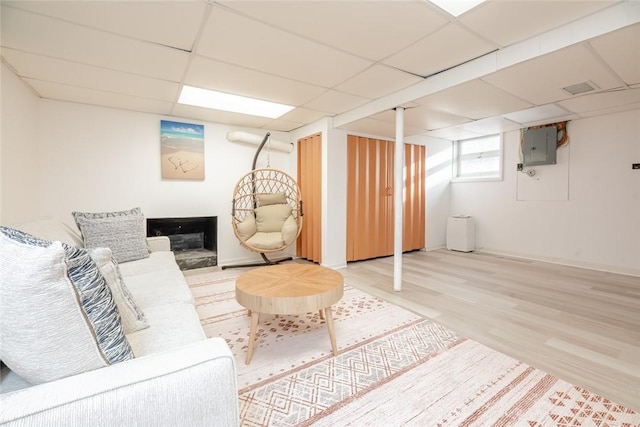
[428,0,486,17]
[178,86,294,119]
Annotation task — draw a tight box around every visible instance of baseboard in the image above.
[476,248,640,278]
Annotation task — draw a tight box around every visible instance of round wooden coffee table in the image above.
[235,264,344,364]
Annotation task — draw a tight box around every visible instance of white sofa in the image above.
[0,219,239,426]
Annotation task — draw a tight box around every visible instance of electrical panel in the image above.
[522,126,557,166]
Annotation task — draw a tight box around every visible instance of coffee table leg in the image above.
[325,306,338,356]
[246,311,260,365]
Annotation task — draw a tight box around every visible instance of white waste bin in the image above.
[446,215,475,252]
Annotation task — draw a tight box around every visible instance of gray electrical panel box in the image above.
[522,126,557,166]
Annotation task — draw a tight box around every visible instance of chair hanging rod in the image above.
[252,132,270,171]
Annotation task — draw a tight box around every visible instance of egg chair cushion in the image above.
[255,205,292,233]
[246,232,285,251]
[257,192,287,207]
[236,215,257,242]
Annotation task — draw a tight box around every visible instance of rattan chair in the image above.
[222,133,303,269]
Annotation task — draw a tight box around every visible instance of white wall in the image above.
[406,135,453,250]
[0,62,41,224]
[7,89,295,265]
[290,117,349,269]
[451,110,640,276]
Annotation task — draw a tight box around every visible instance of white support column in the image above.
[393,107,404,292]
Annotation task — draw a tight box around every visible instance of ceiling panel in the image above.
[372,106,471,131]
[302,90,370,115]
[1,6,190,81]
[502,104,571,124]
[185,56,326,106]
[217,1,448,61]
[263,118,305,132]
[26,79,173,115]
[171,104,272,128]
[482,44,623,106]
[424,126,485,141]
[2,1,207,51]
[3,48,180,102]
[558,88,640,114]
[383,23,498,77]
[197,5,372,88]
[1,1,638,141]
[459,0,619,47]
[338,117,425,139]
[277,107,328,125]
[589,23,640,86]
[414,79,533,119]
[457,116,522,135]
[335,65,423,99]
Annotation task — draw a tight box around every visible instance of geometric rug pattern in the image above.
[186,270,639,427]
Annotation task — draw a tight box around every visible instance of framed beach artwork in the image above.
[160,120,205,180]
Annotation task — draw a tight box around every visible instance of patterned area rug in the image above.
[186,270,639,427]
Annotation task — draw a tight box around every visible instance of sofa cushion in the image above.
[72,207,150,263]
[126,303,206,357]
[124,269,195,308]
[0,227,134,385]
[89,247,149,334]
[120,252,194,309]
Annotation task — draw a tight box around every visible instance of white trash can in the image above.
[446,215,475,252]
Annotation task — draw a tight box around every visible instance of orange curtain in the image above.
[297,133,322,263]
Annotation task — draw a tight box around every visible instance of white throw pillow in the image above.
[89,247,149,334]
[0,227,134,384]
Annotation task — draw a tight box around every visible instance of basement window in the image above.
[453,134,503,182]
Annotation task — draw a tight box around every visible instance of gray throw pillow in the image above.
[73,208,150,263]
[0,227,134,384]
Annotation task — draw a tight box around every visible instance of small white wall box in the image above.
[446,215,475,252]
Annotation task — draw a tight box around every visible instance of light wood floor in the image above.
[334,249,640,412]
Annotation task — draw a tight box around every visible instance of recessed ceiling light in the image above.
[178,85,294,119]
[428,0,486,17]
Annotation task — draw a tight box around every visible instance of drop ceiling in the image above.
[1,0,639,141]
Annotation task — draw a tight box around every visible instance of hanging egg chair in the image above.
[222,133,303,269]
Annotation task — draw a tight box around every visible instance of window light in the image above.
[428,0,486,17]
[178,85,294,119]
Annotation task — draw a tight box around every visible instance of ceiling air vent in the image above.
[562,81,599,96]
